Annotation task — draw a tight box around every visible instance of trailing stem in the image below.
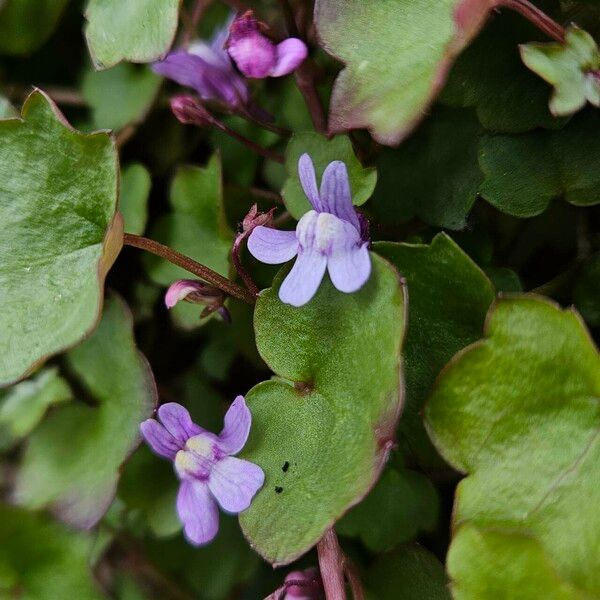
[495,0,566,42]
[317,528,347,600]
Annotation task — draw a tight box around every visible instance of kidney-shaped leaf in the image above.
[0,90,121,387]
[239,254,406,565]
[426,296,600,596]
[314,0,492,145]
[15,296,156,529]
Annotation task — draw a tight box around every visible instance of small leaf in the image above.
[0,504,104,599]
[0,368,72,450]
[120,163,151,236]
[426,296,600,596]
[240,254,406,565]
[0,90,122,386]
[15,296,156,529]
[82,63,161,131]
[84,0,181,69]
[282,132,377,219]
[521,25,600,117]
[314,0,492,145]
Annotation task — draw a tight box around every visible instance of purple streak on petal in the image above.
[327,241,371,294]
[158,403,203,443]
[298,154,324,212]
[165,280,202,308]
[270,38,308,77]
[279,249,327,307]
[208,456,265,513]
[218,396,251,455]
[177,480,219,545]
[140,419,181,460]
[247,226,299,264]
[320,161,360,232]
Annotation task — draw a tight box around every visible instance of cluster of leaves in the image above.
[0,1,598,599]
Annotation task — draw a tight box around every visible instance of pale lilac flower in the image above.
[226,11,307,79]
[140,398,264,545]
[284,568,323,599]
[164,279,230,323]
[247,154,371,307]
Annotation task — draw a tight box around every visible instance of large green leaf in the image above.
[239,254,406,565]
[479,111,600,217]
[0,505,104,599]
[375,234,495,466]
[314,0,492,145]
[425,296,600,596]
[0,90,122,387]
[0,0,69,54]
[15,296,156,529]
[281,132,377,219]
[84,0,181,69]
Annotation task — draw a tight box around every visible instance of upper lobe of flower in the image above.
[140,397,264,546]
[247,153,371,307]
[226,11,307,79]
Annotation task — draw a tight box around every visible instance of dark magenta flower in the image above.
[226,11,307,79]
[247,154,371,307]
[284,567,324,599]
[140,398,264,545]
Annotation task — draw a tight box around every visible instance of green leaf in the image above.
[120,163,151,236]
[0,90,122,387]
[0,368,72,450]
[364,544,451,600]
[479,111,600,217]
[336,466,438,551]
[425,296,600,596]
[15,296,156,528]
[84,0,180,69]
[374,234,495,466]
[369,107,482,229]
[282,132,377,219]
[441,12,566,132]
[521,25,600,117]
[0,0,69,54]
[0,504,104,599]
[448,525,581,600]
[240,254,406,565]
[82,63,161,131]
[314,0,491,145]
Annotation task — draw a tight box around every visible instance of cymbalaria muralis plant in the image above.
[0,1,598,599]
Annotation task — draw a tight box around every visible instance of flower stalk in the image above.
[495,0,566,42]
[317,528,347,600]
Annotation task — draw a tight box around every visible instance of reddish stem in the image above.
[213,118,284,163]
[317,529,347,600]
[495,0,566,42]
[231,232,260,296]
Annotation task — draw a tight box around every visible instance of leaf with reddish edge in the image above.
[0,90,122,387]
[239,253,406,565]
[314,0,493,145]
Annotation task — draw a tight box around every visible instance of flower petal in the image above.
[140,419,181,460]
[298,154,324,212]
[164,280,202,308]
[327,241,371,294]
[247,226,299,264]
[208,456,265,513]
[270,38,308,77]
[158,403,203,444]
[218,396,251,455]
[320,161,360,232]
[177,480,219,545]
[279,249,327,307]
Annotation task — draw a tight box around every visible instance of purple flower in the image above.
[226,11,307,79]
[140,398,264,545]
[164,279,231,323]
[152,18,248,109]
[284,567,323,599]
[247,154,371,307]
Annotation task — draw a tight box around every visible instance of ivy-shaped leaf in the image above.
[425,296,600,596]
[521,25,600,117]
[375,234,495,466]
[282,132,377,219]
[84,0,181,69]
[239,254,406,565]
[120,163,151,236]
[0,504,104,599]
[15,296,156,529]
[479,111,600,217]
[0,90,122,387]
[314,0,492,145]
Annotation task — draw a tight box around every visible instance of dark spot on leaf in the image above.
[275,486,283,494]
[282,461,290,472]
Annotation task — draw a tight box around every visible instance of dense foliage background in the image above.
[0,0,599,599]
